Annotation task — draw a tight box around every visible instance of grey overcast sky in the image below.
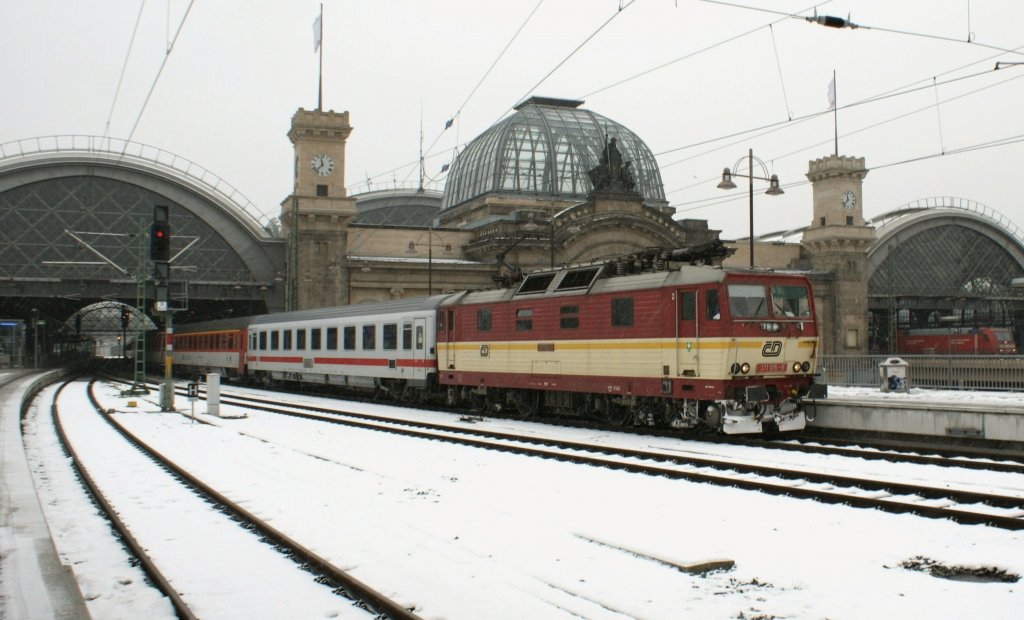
[3,1,1024,240]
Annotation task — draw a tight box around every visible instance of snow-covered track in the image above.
[51,379,417,619]
[206,389,1024,531]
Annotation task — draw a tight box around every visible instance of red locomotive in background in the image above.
[896,327,1018,355]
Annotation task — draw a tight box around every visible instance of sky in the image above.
[3,1,1024,240]
[18,378,1024,618]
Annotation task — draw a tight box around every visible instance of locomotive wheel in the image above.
[511,389,539,418]
[603,404,631,427]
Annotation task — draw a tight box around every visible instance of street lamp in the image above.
[717,148,784,268]
[549,203,585,268]
[407,228,450,295]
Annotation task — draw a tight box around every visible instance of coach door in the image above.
[441,308,456,370]
[413,318,427,376]
[676,289,700,377]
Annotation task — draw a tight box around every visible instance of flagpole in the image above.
[832,69,838,157]
[317,3,323,112]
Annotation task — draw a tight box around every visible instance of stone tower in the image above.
[281,108,357,310]
[802,155,873,354]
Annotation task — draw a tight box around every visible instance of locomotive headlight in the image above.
[730,362,741,375]
[740,362,751,374]
[801,361,811,372]
[760,322,781,332]
[792,362,802,373]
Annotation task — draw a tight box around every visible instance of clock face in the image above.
[841,190,856,209]
[311,153,334,176]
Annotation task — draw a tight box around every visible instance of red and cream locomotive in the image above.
[162,259,825,434]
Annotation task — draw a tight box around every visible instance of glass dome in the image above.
[441,97,667,210]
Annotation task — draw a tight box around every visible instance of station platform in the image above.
[0,370,91,620]
[808,385,1024,449]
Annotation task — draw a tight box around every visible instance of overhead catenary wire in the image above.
[123,0,195,146]
[396,0,546,188]
[104,0,147,138]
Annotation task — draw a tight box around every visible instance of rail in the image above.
[819,354,1024,392]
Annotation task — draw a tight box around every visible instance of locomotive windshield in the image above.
[770,285,811,317]
[727,283,810,318]
[727,284,769,318]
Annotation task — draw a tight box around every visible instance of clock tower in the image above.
[281,108,358,310]
[802,155,874,354]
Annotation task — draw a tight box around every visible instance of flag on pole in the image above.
[313,14,322,52]
[827,76,836,110]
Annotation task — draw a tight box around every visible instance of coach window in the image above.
[680,292,696,321]
[706,289,721,320]
[311,328,322,350]
[363,325,376,350]
[416,325,424,350]
[515,308,533,331]
[283,330,292,351]
[343,326,356,350]
[270,331,280,351]
[560,305,579,329]
[383,324,397,350]
[402,323,412,350]
[296,329,306,350]
[611,297,634,327]
[477,308,492,331]
[326,327,338,350]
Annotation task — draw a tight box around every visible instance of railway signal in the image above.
[150,220,170,262]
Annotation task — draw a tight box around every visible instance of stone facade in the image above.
[281,108,357,310]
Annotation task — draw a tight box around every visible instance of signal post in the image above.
[151,205,175,411]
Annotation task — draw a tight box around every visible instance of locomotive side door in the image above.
[676,289,700,377]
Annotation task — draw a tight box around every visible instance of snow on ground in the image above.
[828,385,1024,408]
[25,381,1024,619]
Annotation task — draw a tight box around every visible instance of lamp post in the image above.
[717,148,784,268]
[408,227,449,295]
[548,203,585,268]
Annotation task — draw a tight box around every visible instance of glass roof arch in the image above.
[442,97,667,210]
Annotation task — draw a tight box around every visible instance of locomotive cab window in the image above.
[770,285,811,317]
[727,284,769,318]
[706,289,721,320]
[611,297,634,327]
[679,292,695,321]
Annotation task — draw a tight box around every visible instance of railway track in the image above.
[46,378,418,619]
[130,379,1024,531]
